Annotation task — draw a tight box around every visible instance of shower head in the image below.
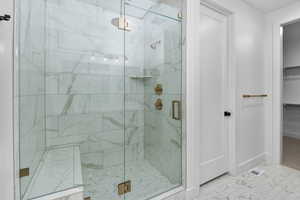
[150,40,161,49]
[111,16,131,32]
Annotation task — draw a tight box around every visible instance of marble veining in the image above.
[18,0,183,199]
[24,146,83,200]
[82,159,178,200]
[144,7,183,185]
[44,0,146,167]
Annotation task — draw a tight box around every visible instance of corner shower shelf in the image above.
[129,75,153,80]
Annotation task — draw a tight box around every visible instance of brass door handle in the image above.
[172,100,181,120]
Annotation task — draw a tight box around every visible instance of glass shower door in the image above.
[16,0,182,199]
[17,0,127,199]
[124,1,183,199]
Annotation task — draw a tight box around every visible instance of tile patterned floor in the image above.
[196,165,300,200]
[82,159,177,200]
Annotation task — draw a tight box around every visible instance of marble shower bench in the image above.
[23,146,84,200]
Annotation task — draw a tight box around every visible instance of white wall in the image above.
[203,0,267,172]
[265,2,300,163]
[0,0,15,199]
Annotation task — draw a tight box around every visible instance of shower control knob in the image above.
[0,14,11,21]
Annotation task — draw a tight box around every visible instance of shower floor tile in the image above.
[82,159,178,200]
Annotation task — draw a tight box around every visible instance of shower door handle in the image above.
[172,100,181,120]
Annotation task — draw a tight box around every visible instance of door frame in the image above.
[271,17,300,165]
[0,0,15,199]
[199,1,237,177]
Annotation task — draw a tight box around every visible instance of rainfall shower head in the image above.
[111,16,131,32]
[111,0,131,32]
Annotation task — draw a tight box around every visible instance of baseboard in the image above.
[185,187,200,200]
[284,132,300,140]
[237,153,267,174]
[264,152,273,164]
[162,186,199,200]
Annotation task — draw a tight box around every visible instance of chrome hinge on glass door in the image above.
[118,180,132,195]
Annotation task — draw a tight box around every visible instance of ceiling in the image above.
[243,0,298,12]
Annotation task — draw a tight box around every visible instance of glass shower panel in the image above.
[17,0,126,199]
[17,0,182,199]
[124,0,183,199]
[45,0,126,199]
[17,0,46,198]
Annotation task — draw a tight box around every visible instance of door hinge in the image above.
[20,168,30,178]
[118,180,131,195]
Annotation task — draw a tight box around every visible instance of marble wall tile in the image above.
[79,130,123,154]
[143,12,183,185]
[18,0,47,196]
[149,3,181,20]
[102,111,124,132]
[20,59,44,96]
[44,0,146,177]
[88,94,123,113]
[58,113,103,135]
[17,0,185,199]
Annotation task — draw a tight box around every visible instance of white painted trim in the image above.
[273,23,284,165]
[185,0,202,195]
[226,11,238,177]
[271,16,300,165]
[0,0,15,199]
[237,153,267,174]
[13,0,20,198]
[151,186,199,200]
[151,187,184,200]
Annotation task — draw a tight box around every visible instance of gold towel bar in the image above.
[243,94,268,98]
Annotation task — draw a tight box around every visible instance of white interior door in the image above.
[199,4,229,185]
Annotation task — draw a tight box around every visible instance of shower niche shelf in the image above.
[129,75,153,80]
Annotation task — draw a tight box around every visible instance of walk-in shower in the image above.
[15,0,183,199]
